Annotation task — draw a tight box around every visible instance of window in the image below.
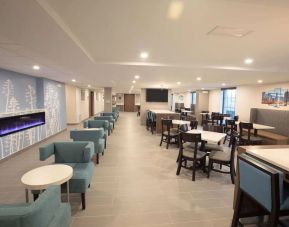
[222,88,236,118]
[192,92,196,104]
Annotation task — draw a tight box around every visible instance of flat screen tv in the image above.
[146,89,168,102]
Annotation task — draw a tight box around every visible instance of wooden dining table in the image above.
[186,129,226,144]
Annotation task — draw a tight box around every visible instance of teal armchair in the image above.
[70,129,105,164]
[84,120,109,145]
[39,142,95,210]
[101,112,118,121]
[0,186,71,227]
[94,116,115,131]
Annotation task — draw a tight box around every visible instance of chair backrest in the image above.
[212,115,224,125]
[239,122,253,142]
[179,132,202,159]
[226,119,236,131]
[161,119,173,133]
[70,129,104,150]
[238,154,281,212]
[203,124,224,133]
[190,120,198,129]
[234,115,239,121]
[94,116,113,122]
[179,124,189,132]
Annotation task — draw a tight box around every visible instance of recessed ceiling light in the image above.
[221,83,226,86]
[257,80,263,83]
[134,75,140,79]
[196,77,202,81]
[33,65,40,70]
[201,88,205,90]
[140,52,149,59]
[177,81,181,85]
[167,1,184,20]
[244,58,253,64]
[88,84,91,88]
[132,80,136,84]
[72,79,76,82]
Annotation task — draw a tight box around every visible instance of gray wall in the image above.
[0,69,66,160]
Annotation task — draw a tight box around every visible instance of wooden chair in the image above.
[207,134,237,184]
[239,122,263,145]
[190,120,198,129]
[232,154,289,227]
[223,119,237,147]
[211,115,224,126]
[160,119,178,149]
[176,132,206,181]
[146,111,156,134]
[201,111,209,126]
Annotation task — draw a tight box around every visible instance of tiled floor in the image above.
[0,112,236,227]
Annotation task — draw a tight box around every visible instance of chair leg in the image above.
[192,161,196,181]
[223,135,227,144]
[81,193,86,210]
[96,153,99,164]
[230,163,235,184]
[105,139,107,149]
[166,137,170,149]
[176,157,182,175]
[231,190,244,227]
[207,160,212,178]
[160,135,163,146]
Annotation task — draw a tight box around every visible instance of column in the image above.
[104,87,112,112]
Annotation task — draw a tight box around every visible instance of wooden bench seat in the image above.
[257,130,288,145]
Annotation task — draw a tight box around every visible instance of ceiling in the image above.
[0,0,289,93]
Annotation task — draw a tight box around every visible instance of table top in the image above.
[181,110,192,113]
[235,122,275,130]
[246,148,289,172]
[21,164,73,190]
[186,129,226,143]
[172,120,190,125]
[150,109,176,114]
[200,113,210,115]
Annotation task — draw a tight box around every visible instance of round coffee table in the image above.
[21,164,73,203]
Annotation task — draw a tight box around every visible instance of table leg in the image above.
[254,129,258,136]
[25,189,29,203]
[66,181,70,203]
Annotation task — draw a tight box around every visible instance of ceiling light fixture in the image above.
[33,65,40,70]
[132,80,136,84]
[201,88,205,90]
[257,80,263,83]
[140,52,149,59]
[167,1,184,20]
[177,81,181,85]
[221,83,226,86]
[134,75,140,79]
[196,77,202,81]
[72,79,76,82]
[88,84,91,88]
[244,58,253,64]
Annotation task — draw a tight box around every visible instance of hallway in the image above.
[0,112,234,227]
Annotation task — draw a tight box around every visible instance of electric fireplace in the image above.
[0,111,45,137]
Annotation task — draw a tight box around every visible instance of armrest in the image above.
[83,121,88,128]
[83,142,94,162]
[39,143,55,161]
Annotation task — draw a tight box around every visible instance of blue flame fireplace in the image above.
[0,111,45,137]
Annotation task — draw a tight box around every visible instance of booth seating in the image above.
[84,120,109,146]
[94,116,114,132]
[70,129,105,164]
[39,142,95,210]
[0,186,71,227]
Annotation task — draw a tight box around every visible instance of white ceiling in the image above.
[0,0,289,93]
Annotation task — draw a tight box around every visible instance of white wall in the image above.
[209,90,222,113]
[236,82,289,121]
[208,82,289,122]
[66,84,104,124]
[135,94,140,105]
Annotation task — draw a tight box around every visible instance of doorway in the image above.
[124,94,135,112]
[89,91,94,117]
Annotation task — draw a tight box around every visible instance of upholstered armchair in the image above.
[83,119,109,145]
[70,129,105,164]
[0,186,71,227]
[94,116,114,131]
[39,141,95,210]
[101,112,118,121]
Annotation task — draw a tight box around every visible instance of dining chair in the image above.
[146,111,156,134]
[234,115,239,121]
[223,119,237,147]
[211,115,224,126]
[201,111,209,126]
[190,120,198,129]
[239,122,263,145]
[160,119,178,149]
[232,154,289,227]
[176,132,206,181]
[207,134,237,184]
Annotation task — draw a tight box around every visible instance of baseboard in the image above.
[0,128,67,164]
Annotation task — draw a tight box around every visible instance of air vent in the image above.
[207,26,252,38]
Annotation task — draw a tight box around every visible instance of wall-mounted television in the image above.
[146,89,168,102]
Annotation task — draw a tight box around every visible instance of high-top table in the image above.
[21,164,73,203]
[150,109,180,133]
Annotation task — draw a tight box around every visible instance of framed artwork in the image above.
[261,88,289,107]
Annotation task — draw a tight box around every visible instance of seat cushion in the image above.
[163,130,178,136]
[205,144,223,151]
[182,147,206,159]
[65,162,94,193]
[209,150,230,162]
